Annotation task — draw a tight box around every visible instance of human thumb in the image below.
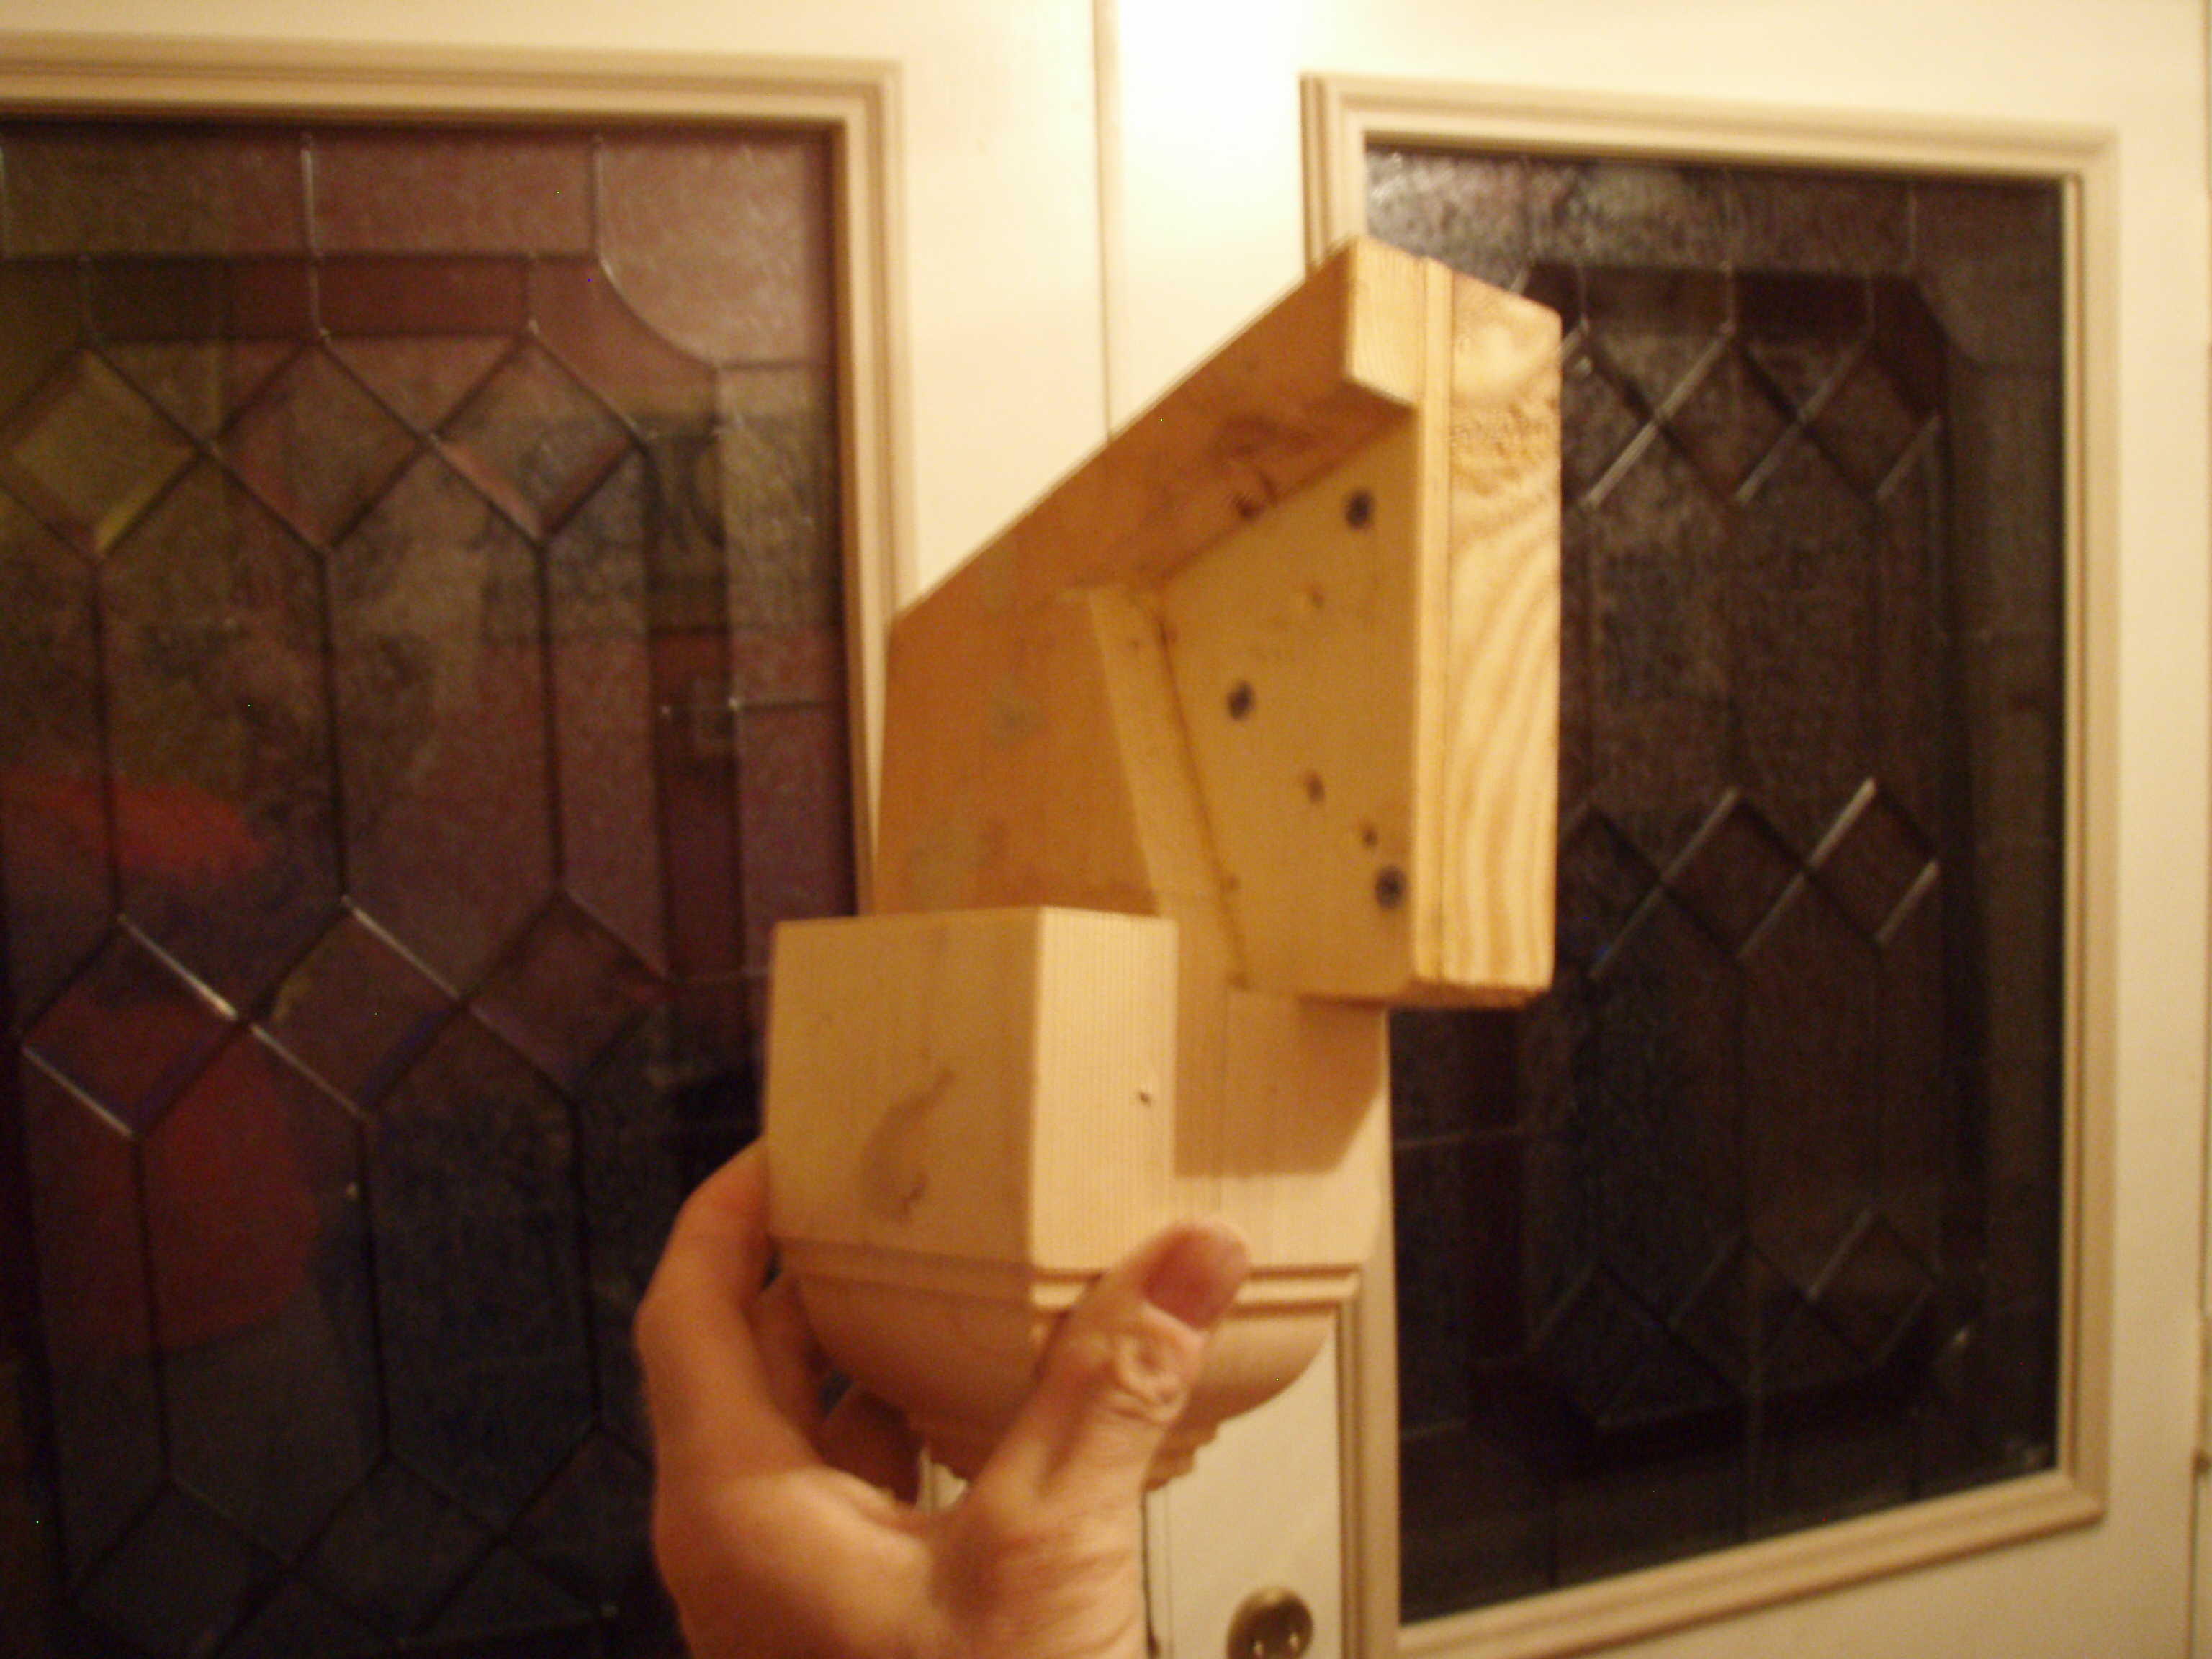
[976,1220,1251,1518]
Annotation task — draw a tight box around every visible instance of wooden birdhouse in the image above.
[765,236,1560,1485]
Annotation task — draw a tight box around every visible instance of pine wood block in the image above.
[876,236,1560,1004]
[765,906,1363,1483]
[767,239,1560,1483]
[768,906,1180,1273]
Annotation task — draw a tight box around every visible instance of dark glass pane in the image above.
[78,1487,274,1655]
[0,349,195,554]
[1584,439,1733,862]
[19,1061,162,1575]
[223,1578,383,1658]
[305,1460,494,1637]
[0,123,304,256]
[0,495,110,1017]
[548,454,668,971]
[511,1432,656,1607]
[719,365,841,631]
[530,258,719,424]
[310,129,594,256]
[1742,885,1882,1295]
[0,115,850,1658]
[142,1036,374,1557]
[91,258,316,346]
[598,130,834,365]
[330,453,554,989]
[1366,148,1531,292]
[1731,166,1912,273]
[429,1545,592,1645]
[737,702,856,975]
[0,261,84,415]
[221,343,420,548]
[472,897,662,1093]
[1530,157,1732,267]
[438,341,630,541]
[369,1017,592,1526]
[318,257,529,338]
[27,930,228,1133]
[104,463,341,1010]
[329,334,509,433]
[261,910,450,1105]
[107,337,298,439]
[1375,148,2067,1617]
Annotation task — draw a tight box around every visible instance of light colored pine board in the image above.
[766,906,1180,1269]
[770,238,1560,1483]
[1426,268,1563,996]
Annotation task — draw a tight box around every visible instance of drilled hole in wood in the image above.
[1302,771,1325,804]
[1345,487,1375,528]
[1226,680,1255,719]
[1374,866,1406,909]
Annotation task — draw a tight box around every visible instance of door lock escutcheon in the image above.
[1226,1587,1314,1659]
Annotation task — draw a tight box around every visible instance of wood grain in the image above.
[770,238,1560,1483]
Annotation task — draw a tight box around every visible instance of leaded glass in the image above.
[0,117,849,1657]
[1369,147,2066,1619]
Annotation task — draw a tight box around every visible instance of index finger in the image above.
[634,1145,817,1479]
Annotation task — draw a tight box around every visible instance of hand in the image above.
[635,1144,1250,1659]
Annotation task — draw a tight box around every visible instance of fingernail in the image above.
[1144,1226,1249,1331]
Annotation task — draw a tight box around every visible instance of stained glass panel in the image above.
[1369,147,2066,1619]
[0,116,850,1657]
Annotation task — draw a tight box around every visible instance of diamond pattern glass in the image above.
[438,342,629,541]
[0,117,848,1657]
[0,351,196,553]
[221,345,420,547]
[1371,145,2066,1620]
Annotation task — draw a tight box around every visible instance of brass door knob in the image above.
[1226,1587,1315,1659]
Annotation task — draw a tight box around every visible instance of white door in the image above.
[14,6,2198,1659]
[1110,5,2210,1659]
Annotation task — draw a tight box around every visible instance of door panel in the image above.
[1111,6,2205,1658]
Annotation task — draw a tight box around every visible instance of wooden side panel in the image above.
[765,907,1179,1270]
[1159,418,1426,999]
[1028,907,1184,1269]
[1157,261,1557,1007]
[1427,272,1562,997]
[876,581,1157,917]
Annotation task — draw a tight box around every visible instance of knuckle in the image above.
[1056,1314,1199,1429]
